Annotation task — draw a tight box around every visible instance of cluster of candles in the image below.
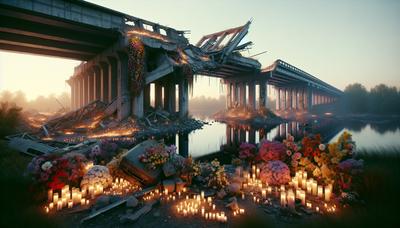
[237,166,336,214]
[290,170,333,202]
[45,185,92,213]
[175,191,229,223]
[104,178,139,196]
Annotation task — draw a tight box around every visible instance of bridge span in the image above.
[0,0,343,121]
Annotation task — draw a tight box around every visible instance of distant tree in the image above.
[369,84,398,114]
[0,102,22,138]
[343,83,368,113]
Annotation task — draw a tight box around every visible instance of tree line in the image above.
[341,83,400,114]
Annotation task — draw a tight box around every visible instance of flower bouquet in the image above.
[138,144,170,170]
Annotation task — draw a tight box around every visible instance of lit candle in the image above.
[201,191,204,199]
[287,189,295,209]
[293,179,299,189]
[242,193,245,200]
[57,200,62,211]
[318,186,323,198]
[299,190,306,205]
[280,191,287,206]
[53,193,59,203]
[45,206,49,213]
[262,189,266,198]
[312,181,318,196]
[68,200,73,209]
[316,206,320,212]
[212,204,216,210]
[267,186,272,194]
[48,189,53,202]
[201,207,205,216]
[306,202,312,208]
[81,198,86,205]
[49,202,54,210]
[307,181,312,194]
[256,168,260,178]
[324,185,332,201]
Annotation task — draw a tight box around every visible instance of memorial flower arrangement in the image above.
[258,139,287,162]
[238,142,257,163]
[259,160,291,186]
[139,144,171,170]
[27,152,88,190]
[202,159,229,189]
[88,140,118,164]
[80,165,113,189]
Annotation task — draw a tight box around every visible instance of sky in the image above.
[0,0,399,100]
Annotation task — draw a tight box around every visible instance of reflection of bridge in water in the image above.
[165,119,343,159]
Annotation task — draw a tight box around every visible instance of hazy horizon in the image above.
[0,0,399,100]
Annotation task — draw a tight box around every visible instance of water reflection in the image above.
[169,118,400,158]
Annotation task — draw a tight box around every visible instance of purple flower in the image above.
[338,159,363,174]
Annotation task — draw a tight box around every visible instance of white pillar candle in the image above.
[201,191,204,199]
[318,185,324,198]
[312,181,318,196]
[307,182,312,194]
[300,190,306,205]
[262,189,266,198]
[53,193,59,203]
[324,185,332,201]
[256,168,260,178]
[293,179,299,189]
[287,189,295,209]
[47,189,53,202]
[280,191,287,206]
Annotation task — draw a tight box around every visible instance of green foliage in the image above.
[343,83,400,114]
[0,102,22,138]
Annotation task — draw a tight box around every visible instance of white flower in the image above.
[319,144,326,151]
[41,161,52,171]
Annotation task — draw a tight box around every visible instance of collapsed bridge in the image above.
[0,0,343,121]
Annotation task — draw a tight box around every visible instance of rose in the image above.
[258,140,286,162]
[319,144,326,151]
[41,161,53,171]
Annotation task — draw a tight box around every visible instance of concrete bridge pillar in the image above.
[231,83,237,108]
[179,77,189,118]
[276,88,281,110]
[143,84,151,110]
[294,89,299,110]
[154,83,163,109]
[132,90,144,118]
[94,66,101,101]
[288,89,293,110]
[87,69,94,103]
[248,81,256,110]
[226,125,232,145]
[107,57,118,103]
[117,52,131,121]
[164,81,176,114]
[239,83,246,108]
[84,72,90,105]
[259,82,267,109]
[99,62,109,103]
[226,82,232,109]
[70,78,75,110]
[249,128,256,144]
[307,87,313,111]
[80,75,85,107]
[283,89,287,110]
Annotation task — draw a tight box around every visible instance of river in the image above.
[172,117,400,158]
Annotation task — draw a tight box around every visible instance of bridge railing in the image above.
[276,59,342,94]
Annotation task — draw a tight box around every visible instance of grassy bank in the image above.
[0,140,59,228]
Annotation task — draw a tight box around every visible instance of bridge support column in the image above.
[80,75,85,107]
[248,81,256,110]
[288,89,293,110]
[154,83,163,109]
[239,83,246,108]
[107,57,118,103]
[276,88,281,110]
[144,84,151,111]
[231,83,237,108]
[259,82,267,109]
[179,77,189,118]
[307,87,313,111]
[283,89,287,111]
[249,128,256,144]
[226,82,232,109]
[132,90,144,118]
[117,52,131,121]
[100,62,109,103]
[84,72,90,105]
[94,66,101,101]
[164,80,176,114]
[294,89,299,110]
[87,69,94,103]
[70,78,75,110]
[226,125,232,145]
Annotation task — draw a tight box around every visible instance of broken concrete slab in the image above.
[119,140,162,186]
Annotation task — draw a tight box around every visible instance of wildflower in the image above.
[319,144,326,151]
[41,161,52,171]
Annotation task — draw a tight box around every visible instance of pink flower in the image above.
[292,152,302,160]
[258,140,286,162]
[286,150,292,156]
[259,160,291,186]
